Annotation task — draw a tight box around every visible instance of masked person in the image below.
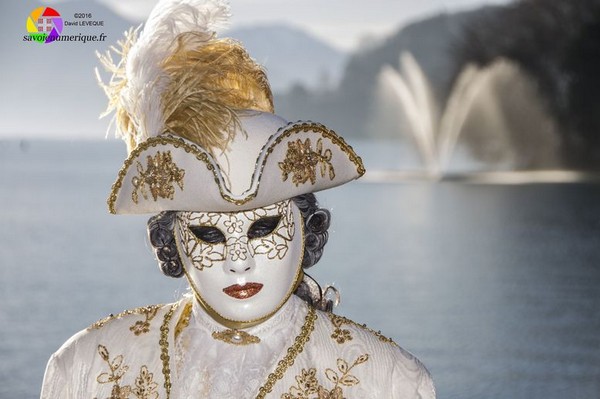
[41,1,435,397]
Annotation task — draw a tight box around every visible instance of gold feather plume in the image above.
[161,32,274,152]
[96,27,140,153]
[96,29,274,154]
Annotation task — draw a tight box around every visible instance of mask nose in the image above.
[224,237,255,274]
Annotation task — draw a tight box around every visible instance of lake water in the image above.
[0,139,599,398]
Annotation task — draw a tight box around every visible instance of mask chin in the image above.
[185,267,305,330]
[175,200,305,329]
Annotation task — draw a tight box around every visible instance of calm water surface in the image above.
[0,140,599,398]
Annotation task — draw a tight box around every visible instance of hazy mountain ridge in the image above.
[274,7,501,138]
[275,3,600,170]
[1,1,349,137]
[227,24,347,92]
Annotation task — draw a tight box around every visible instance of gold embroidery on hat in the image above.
[279,138,335,186]
[131,150,185,204]
[108,125,365,213]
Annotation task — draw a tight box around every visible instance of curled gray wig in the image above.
[147,193,336,310]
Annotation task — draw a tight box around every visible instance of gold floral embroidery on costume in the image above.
[281,354,369,399]
[327,313,397,346]
[89,305,162,336]
[177,200,295,271]
[328,313,353,344]
[129,306,160,336]
[94,345,159,399]
[279,138,335,186]
[131,150,185,204]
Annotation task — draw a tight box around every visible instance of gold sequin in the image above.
[212,329,261,345]
[279,138,335,186]
[131,150,185,204]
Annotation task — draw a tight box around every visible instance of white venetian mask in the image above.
[175,199,304,328]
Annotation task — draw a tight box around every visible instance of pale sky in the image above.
[47,0,513,50]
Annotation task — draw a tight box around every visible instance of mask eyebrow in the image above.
[247,215,281,240]
[188,225,226,244]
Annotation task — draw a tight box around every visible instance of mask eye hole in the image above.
[188,226,226,244]
[248,216,281,239]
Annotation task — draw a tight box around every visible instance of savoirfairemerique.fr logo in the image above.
[26,7,63,44]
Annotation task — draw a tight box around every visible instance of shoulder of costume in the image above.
[53,299,190,355]
[86,302,173,332]
[320,310,400,347]
[320,309,431,367]
[317,309,434,387]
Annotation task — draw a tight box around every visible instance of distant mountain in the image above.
[275,7,502,138]
[227,25,348,93]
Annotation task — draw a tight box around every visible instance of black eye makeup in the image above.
[189,225,226,244]
[247,216,281,239]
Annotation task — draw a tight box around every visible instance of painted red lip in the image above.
[223,283,263,299]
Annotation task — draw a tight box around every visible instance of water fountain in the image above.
[372,52,563,179]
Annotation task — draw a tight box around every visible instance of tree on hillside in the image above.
[457,0,600,168]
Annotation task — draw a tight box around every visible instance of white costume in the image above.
[41,1,436,397]
[42,296,434,398]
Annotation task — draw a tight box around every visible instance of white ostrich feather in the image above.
[116,0,231,146]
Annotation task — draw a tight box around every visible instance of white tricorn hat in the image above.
[97,0,364,214]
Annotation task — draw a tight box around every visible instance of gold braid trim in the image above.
[174,301,193,341]
[159,302,179,398]
[255,306,317,399]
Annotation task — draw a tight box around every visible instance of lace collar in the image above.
[188,294,306,338]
